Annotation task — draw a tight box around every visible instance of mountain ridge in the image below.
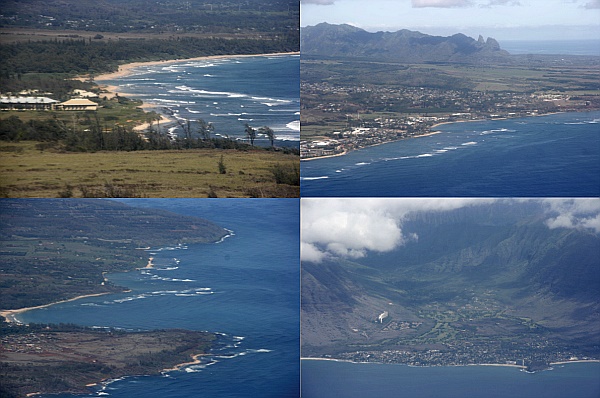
[301,202,600,366]
[301,22,511,64]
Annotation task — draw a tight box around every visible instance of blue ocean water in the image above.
[501,40,600,56]
[301,360,600,398]
[18,199,299,398]
[98,55,300,145]
[301,111,600,197]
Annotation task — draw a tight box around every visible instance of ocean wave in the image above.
[210,112,243,117]
[173,85,247,98]
[480,128,516,135]
[268,108,299,112]
[286,120,300,131]
[102,287,215,305]
[155,266,179,271]
[150,98,196,105]
[416,153,434,157]
[355,162,371,165]
[301,176,329,181]
[150,245,189,251]
[150,274,196,282]
[275,135,300,141]
[461,141,477,146]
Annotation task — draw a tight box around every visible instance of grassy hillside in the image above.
[0,141,299,198]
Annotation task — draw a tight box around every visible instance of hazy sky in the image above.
[301,198,600,263]
[301,0,600,40]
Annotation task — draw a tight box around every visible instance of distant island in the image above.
[300,23,600,159]
[0,199,228,397]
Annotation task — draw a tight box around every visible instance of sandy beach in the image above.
[0,292,113,324]
[94,51,300,82]
[162,353,209,372]
[91,51,298,132]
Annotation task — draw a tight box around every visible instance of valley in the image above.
[301,201,600,372]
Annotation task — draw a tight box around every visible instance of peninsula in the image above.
[0,323,215,398]
[0,199,228,397]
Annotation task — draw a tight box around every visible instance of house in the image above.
[56,98,98,111]
[0,96,58,111]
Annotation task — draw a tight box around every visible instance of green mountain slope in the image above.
[301,202,600,368]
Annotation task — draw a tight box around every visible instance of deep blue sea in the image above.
[301,111,600,197]
[301,360,600,398]
[98,55,300,145]
[17,199,299,398]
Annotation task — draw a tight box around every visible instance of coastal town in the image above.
[319,342,597,373]
[300,81,600,159]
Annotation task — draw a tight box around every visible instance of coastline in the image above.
[0,292,114,324]
[301,357,526,369]
[162,353,209,373]
[301,131,441,162]
[92,51,299,132]
[94,51,300,83]
[301,111,575,162]
[550,359,600,365]
[301,357,600,369]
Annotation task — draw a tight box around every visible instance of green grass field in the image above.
[0,142,299,198]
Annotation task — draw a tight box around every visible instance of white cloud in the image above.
[412,0,473,7]
[301,198,600,264]
[584,0,600,8]
[301,198,492,263]
[543,198,600,233]
[301,242,329,263]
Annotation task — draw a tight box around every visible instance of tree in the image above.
[244,123,256,147]
[258,126,275,148]
[197,119,214,141]
[217,155,226,174]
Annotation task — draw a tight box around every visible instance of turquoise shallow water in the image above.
[301,360,600,398]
